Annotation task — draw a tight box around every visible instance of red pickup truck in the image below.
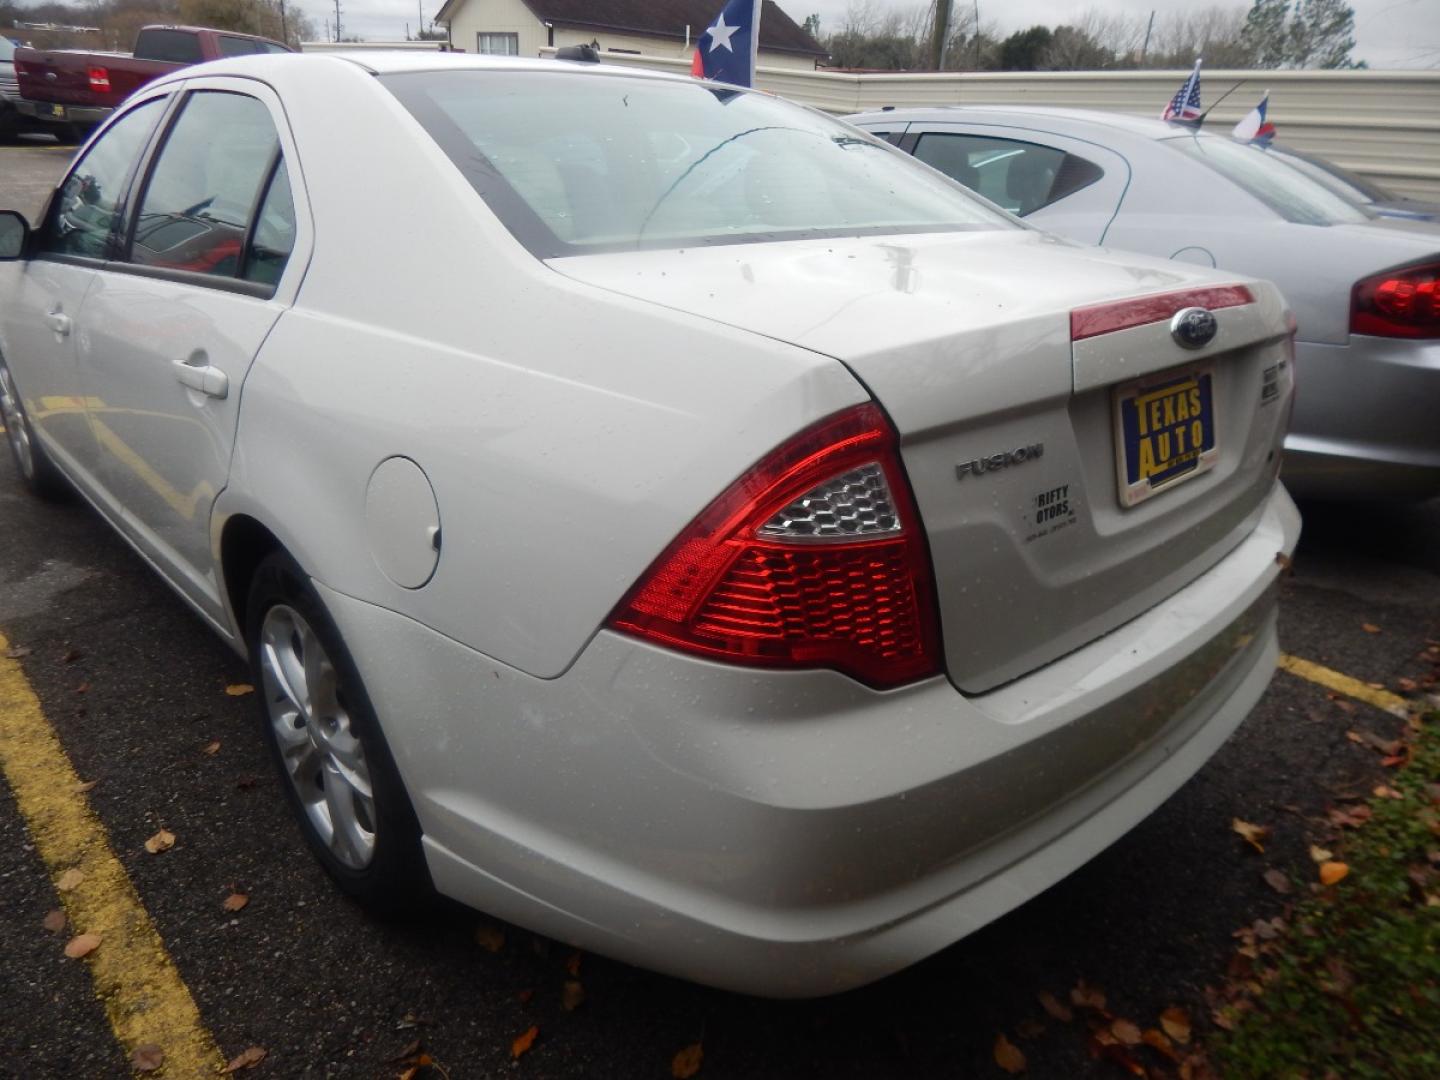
[13,25,290,137]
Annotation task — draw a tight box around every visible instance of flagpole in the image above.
[751,0,761,84]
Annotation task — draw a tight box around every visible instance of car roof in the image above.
[850,104,1198,143]
[200,49,692,82]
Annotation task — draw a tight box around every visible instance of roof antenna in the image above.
[1196,80,1247,128]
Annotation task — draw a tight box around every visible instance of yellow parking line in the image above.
[1277,653,1411,718]
[0,630,224,1076]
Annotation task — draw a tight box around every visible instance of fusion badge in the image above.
[956,443,1043,480]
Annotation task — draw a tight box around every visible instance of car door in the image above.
[73,79,307,625]
[901,123,1130,245]
[1,95,169,487]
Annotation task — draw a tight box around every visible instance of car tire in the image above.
[246,550,432,915]
[0,352,70,500]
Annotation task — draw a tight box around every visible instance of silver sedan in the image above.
[850,105,1440,501]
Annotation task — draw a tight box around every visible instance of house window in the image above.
[476,32,519,55]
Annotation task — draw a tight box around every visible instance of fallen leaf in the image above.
[64,932,101,959]
[74,779,97,794]
[62,648,83,663]
[1362,623,1381,634]
[1274,551,1292,571]
[224,683,254,697]
[1262,868,1292,894]
[1232,818,1270,853]
[1159,1006,1192,1044]
[672,1042,704,1079]
[385,1039,422,1064]
[474,924,505,953]
[1382,748,1411,768]
[1015,1017,1046,1039]
[131,1044,164,1072]
[1037,990,1073,1022]
[4,645,32,659]
[1210,1007,1235,1032]
[565,950,583,977]
[223,892,249,913]
[1111,1018,1142,1046]
[1310,845,1334,863]
[1397,677,1419,693]
[222,1046,267,1073]
[561,980,585,1012]
[511,1026,538,1059]
[42,909,67,933]
[1374,784,1404,800]
[56,868,84,892]
[144,829,176,854]
[1070,978,1107,1011]
[1328,804,1371,828]
[1092,1041,1146,1077]
[994,1033,1026,1074]
[75,682,89,694]
[203,740,222,756]
[1142,1028,1180,1062]
[1320,861,1350,886]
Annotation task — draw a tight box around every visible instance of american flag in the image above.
[1161,61,1203,123]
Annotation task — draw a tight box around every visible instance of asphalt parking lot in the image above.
[2,143,1439,1078]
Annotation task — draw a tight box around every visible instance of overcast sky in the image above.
[329,0,1438,68]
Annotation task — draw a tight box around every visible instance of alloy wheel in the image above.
[258,604,377,869]
[0,362,35,481]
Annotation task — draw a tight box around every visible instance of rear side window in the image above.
[135,29,204,64]
[127,91,285,281]
[243,163,296,285]
[913,133,1103,216]
[42,98,165,259]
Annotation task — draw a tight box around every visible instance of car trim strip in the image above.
[1071,284,1254,341]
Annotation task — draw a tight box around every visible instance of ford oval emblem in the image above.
[1170,307,1218,350]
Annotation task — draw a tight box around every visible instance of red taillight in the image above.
[1070,284,1253,341]
[1352,261,1440,339]
[608,404,941,689]
[87,66,111,93]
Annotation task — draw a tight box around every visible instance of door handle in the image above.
[173,358,229,400]
[46,309,71,336]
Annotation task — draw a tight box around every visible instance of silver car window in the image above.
[383,70,1012,256]
[912,132,1103,216]
[1166,135,1371,227]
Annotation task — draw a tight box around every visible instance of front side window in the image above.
[912,132,1103,216]
[129,91,282,279]
[477,33,519,55]
[383,70,1011,256]
[43,98,164,259]
[1166,135,1371,226]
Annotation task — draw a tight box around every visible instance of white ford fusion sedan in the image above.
[0,53,1299,997]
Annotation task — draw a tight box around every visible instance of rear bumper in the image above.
[1284,336,1440,500]
[319,482,1300,997]
[12,98,111,126]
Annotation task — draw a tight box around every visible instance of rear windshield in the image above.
[382,69,1011,256]
[135,28,203,64]
[1166,135,1371,226]
[0,38,14,62]
[1267,146,1392,205]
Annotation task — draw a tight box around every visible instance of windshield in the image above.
[1166,135,1372,226]
[383,69,1011,256]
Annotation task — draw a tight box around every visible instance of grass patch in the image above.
[1214,712,1440,1079]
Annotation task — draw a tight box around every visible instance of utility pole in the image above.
[1140,9,1155,65]
[419,0,425,36]
[279,0,288,45]
[972,0,981,70]
[333,0,343,41]
[929,0,950,70]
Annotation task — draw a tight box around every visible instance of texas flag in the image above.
[1232,92,1278,146]
[690,0,761,88]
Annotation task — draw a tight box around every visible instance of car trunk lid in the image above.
[553,230,1292,691]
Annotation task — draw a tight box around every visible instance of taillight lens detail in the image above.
[87,66,111,93]
[609,404,941,689]
[1351,260,1440,339]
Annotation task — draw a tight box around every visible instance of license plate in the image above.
[1113,365,1218,507]
[48,104,66,119]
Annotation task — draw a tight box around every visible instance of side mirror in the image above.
[0,211,31,261]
